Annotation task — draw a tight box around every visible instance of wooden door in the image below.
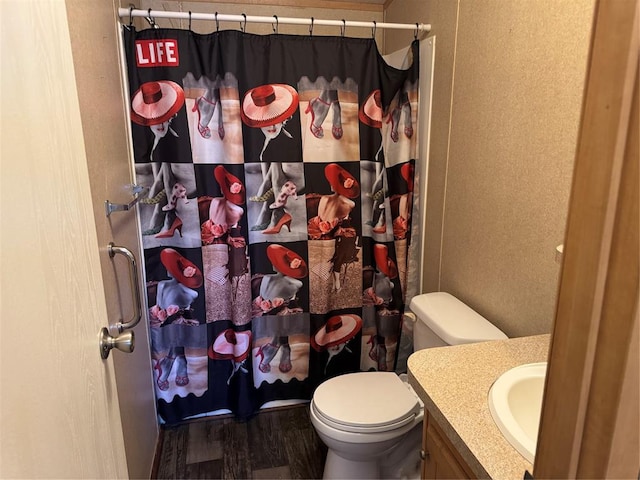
[0,1,129,477]
[65,1,159,478]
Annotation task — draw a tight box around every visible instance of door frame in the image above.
[534,0,639,477]
[64,1,160,478]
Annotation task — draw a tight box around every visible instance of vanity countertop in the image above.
[407,334,550,480]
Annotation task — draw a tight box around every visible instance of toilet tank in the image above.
[409,292,508,351]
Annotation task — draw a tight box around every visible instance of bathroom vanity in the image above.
[408,335,550,479]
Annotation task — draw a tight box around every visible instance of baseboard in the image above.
[150,428,164,480]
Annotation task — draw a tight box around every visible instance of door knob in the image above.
[99,327,135,359]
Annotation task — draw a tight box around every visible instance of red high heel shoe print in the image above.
[192,96,225,140]
[155,215,183,238]
[255,343,280,373]
[154,358,174,391]
[386,101,412,143]
[330,100,343,139]
[367,335,387,370]
[174,355,189,387]
[262,213,292,234]
[401,101,413,138]
[278,343,292,373]
[305,97,327,138]
[192,97,211,138]
[377,343,387,371]
[386,109,400,143]
[305,97,342,140]
[366,336,378,361]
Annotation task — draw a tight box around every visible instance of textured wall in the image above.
[385,0,594,337]
[138,1,384,42]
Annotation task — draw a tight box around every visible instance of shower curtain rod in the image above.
[118,8,431,34]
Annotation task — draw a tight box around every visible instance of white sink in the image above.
[488,362,547,463]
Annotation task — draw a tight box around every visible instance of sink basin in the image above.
[488,362,547,463]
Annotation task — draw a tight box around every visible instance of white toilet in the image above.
[310,292,508,479]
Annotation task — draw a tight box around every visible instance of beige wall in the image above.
[385,0,594,337]
[139,1,384,43]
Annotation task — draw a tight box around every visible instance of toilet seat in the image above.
[312,372,422,434]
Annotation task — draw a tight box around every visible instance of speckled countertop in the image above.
[407,335,550,480]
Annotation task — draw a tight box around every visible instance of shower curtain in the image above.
[123,26,419,423]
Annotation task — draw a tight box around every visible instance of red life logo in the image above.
[135,39,179,67]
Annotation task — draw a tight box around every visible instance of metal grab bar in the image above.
[108,243,142,333]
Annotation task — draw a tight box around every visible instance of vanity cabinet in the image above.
[421,411,476,479]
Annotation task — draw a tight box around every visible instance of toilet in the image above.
[310,292,508,479]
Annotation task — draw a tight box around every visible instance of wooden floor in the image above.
[153,404,327,479]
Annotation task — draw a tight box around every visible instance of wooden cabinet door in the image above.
[423,412,476,479]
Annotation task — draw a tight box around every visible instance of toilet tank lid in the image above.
[409,292,507,345]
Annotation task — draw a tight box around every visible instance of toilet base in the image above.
[323,449,379,480]
[320,422,423,480]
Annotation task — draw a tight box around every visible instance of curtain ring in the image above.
[215,12,219,32]
[188,11,192,31]
[309,17,314,36]
[146,8,157,29]
[272,15,278,34]
[340,19,346,37]
[240,13,246,33]
[414,23,419,40]
[372,20,376,38]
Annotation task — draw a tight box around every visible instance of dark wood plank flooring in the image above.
[154,404,327,479]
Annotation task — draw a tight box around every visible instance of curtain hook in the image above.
[188,11,192,31]
[272,15,278,34]
[414,23,419,40]
[372,20,377,38]
[128,5,134,27]
[309,17,314,36]
[146,8,158,29]
[340,19,346,37]
[240,13,246,33]
[215,12,219,32]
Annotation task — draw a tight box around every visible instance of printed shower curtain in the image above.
[123,26,419,423]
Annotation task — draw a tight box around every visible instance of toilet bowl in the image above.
[310,372,424,479]
[311,292,508,479]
